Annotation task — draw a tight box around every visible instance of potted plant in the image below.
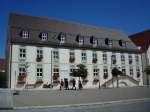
[36,56,43,62]
[35,79,43,84]
[93,78,99,83]
[92,58,97,63]
[69,57,75,63]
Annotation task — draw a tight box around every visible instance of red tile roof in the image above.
[0,59,6,71]
[129,29,150,52]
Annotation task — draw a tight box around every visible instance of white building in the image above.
[7,13,143,90]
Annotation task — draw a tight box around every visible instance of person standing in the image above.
[60,79,64,90]
[72,79,76,90]
[79,80,83,90]
[66,79,69,90]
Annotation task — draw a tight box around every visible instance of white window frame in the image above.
[37,67,43,77]
[121,66,126,75]
[103,67,108,79]
[37,48,43,58]
[22,30,29,38]
[103,53,107,64]
[135,55,139,64]
[121,54,125,64]
[93,38,97,47]
[93,68,99,76]
[53,50,59,60]
[60,35,65,44]
[129,67,133,76]
[19,47,26,59]
[81,52,87,61]
[19,65,26,76]
[41,33,48,41]
[93,52,97,59]
[79,37,84,45]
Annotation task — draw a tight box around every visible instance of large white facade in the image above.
[9,44,143,90]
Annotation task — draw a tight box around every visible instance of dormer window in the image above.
[76,35,84,46]
[79,36,84,45]
[21,30,29,38]
[90,36,97,47]
[105,38,112,47]
[58,33,65,44]
[119,40,126,47]
[41,32,48,41]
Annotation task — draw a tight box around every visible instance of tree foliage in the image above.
[70,64,88,79]
[111,67,123,77]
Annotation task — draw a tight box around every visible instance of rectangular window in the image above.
[103,67,108,79]
[37,67,43,77]
[19,66,26,76]
[53,67,59,80]
[93,38,97,47]
[22,30,29,38]
[111,54,116,64]
[37,48,43,58]
[41,33,48,41]
[79,37,84,45]
[19,48,26,59]
[121,54,125,64]
[70,51,75,58]
[129,55,132,64]
[129,67,133,76]
[93,52,97,59]
[122,66,126,75]
[93,68,99,76]
[108,40,113,47]
[53,50,59,60]
[103,53,107,64]
[81,52,87,62]
[135,55,139,64]
[60,35,65,44]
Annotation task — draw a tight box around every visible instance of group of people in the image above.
[60,79,83,90]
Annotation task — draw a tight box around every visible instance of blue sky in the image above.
[0,0,150,58]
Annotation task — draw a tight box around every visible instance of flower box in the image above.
[93,79,99,83]
[92,58,97,63]
[35,79,43,84]
[82,79,88,83]
[18,75,26,81]
[18,80,26,84]
[36,56,43,62]
[53,80,60,84]
[53,73,59,80]
[69,57,75,63]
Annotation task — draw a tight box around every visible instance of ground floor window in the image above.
[103,67,108,79]
[37,66,43,77]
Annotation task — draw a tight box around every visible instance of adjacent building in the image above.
[129,29,150,85]
[7,13,143,90]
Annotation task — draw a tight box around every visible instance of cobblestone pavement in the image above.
[13,86,150,107]
[1,99,150,112]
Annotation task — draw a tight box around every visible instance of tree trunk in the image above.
[112,77,114,88]
[117,76,119,88]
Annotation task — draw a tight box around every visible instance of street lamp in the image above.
[98,69,100,89]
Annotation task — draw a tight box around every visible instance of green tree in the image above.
[70,64,88,81]
[144,66,150,85]
[111,67,123,88]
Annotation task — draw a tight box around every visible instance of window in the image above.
[111,54,116,64]
[93,52,97,59]
[136,67,140,78]
[108,40,113,47]
[93,37,98,47]
[19,47,26,59]
[37,48,43,58]
[121,54,125,64]
[37,66,43,77]
[122,66,126,75]
[128,55,132,64]
[41,32,48,41]
[60,35,65,44]
[53,67,59,80]
[69,50,75,63]
[119,40,126,47]
[19,66,26,76]
[103,52,107,64]
[79,36,84,45]
[93,68,99,76]
[103,67,108,79]
[21,30,29,38]
[129,67,133,76]
[135,55,139,64]
[53,50,59,60]
[81,52,87,62]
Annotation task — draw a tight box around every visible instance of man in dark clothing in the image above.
[60,79,64,90]
[72,79,76,90]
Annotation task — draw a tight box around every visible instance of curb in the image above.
[14,97,150,110]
